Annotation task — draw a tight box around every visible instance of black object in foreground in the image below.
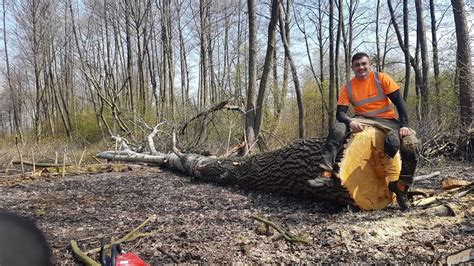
[0,211,51,266]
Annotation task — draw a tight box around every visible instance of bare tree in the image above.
[15,0,55,140]
[279,1,305,138]
[328,0,335,129]
[245,0,257,151]
[387,0,423,122]
[415,0,430,122]
[375,0,381,71]
[2,0,23,143]
[451,0,473,128]
[254,0,279,144]
[429,0,440,118]
[199,0,210,109]
[294,1,328,133]
[402,0,410,101]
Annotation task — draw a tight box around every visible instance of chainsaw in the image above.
[100,240,149,266]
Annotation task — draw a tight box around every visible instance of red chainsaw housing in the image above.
[114,252,149,266]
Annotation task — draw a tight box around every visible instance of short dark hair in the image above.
[351,52,370,64]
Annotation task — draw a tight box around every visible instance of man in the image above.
[308,52,419,210]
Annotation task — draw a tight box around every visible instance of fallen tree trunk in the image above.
[98,137,354,205]
[97,124,402,210]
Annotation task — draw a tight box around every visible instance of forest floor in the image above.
[0,158,472,264]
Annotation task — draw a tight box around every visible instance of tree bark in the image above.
[2,0,23,143]
[402,0,410,101]
[317,0,327,133]
[375,0,381,72]
[278,1,305,139]
[245,0,257,152]
[254,0,279,142]
[451,0,473,129]
[415,0,430,122]
[328,0,335,130]
[387,0,423,110]
[429,0,440,118]
[199,0,209,110]
[294,4,327,132]
[97,137,353,206]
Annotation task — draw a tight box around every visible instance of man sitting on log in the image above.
[308,52,419,210]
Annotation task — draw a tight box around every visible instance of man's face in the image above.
[351,56,371,80]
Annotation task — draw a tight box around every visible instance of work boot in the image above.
[319,162,333,172]
[307,170,334,187]
[388,181,412,210]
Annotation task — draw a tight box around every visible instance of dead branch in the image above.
[156,246,179,263]
[250,215,310,245]
[85,214,158,255]
[179,100,245,136]
[413,171,441,182]
[70,240,100,266]
[112,136,131,152]
[172,130,184,158]
[12,161,72,168]
[147,121,167,154]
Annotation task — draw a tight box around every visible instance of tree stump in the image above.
[337,126,400,210]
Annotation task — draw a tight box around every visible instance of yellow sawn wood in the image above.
[338,126,401,210]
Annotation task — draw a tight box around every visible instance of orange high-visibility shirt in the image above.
[337,71,400,119]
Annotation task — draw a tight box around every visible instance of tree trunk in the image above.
[342,0,354,83]
[317,0,326,133]
[254,0,279,141]
[402,0,410,101]
[2,0,23,143]
[245,0,257,152]
[388,0,423,110]
[375,0,381,72]
[125,1,135,115]
[199,0,209,109]
[429,0,440,118]
[328,0,335,130]
[295,5,327,132]
[415,0,430,122]
[97,123,401,210]
[451,0,473,129]
[279,1,305,139]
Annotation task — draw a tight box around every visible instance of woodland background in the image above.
[0,0,472,158]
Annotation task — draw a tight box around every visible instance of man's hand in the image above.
[349,120,364,133]
[399,127,412,137]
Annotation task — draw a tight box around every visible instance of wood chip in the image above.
[441,178,471,190]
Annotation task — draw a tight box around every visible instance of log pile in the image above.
[421,128,473,161]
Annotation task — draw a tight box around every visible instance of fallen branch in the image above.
[85,214,158,255]
[156,246,179,263]
[413,171,441,182]
[250,215,310,245]
[70,240,100,266]
[12,161,72,168]
[412,196,438,207]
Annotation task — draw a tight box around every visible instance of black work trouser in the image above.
[321,118,419,186]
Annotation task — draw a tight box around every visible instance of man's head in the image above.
[351,52,371,80]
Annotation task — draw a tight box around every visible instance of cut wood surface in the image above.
[338,126,400,210]
[441,178,471,190]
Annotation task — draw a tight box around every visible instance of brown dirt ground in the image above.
[0,160,472,264]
